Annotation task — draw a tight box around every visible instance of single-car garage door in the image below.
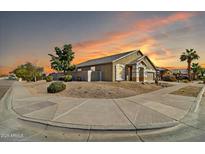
[147,72,154,81]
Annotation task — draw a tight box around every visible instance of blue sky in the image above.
[0,11,205,74]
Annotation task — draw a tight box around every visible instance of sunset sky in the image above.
[0,11,205,75]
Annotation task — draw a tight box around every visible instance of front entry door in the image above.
[139,67,144,82]
[127,66,132,81]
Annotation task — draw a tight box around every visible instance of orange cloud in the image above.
[134,12,195,32]
[73,12,196,66]
[0,66,13,76]
[0,54,55,75]
[161,66,187,70]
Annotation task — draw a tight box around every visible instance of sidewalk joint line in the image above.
[113,99,144,142]
[53,99,89,121]
[86,126,92,142]
[126,99,179,122]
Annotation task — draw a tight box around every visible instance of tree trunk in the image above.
[187,61,191,81]
[63,70,66,75]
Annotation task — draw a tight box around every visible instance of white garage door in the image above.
[115,64,125,81]
[147,72,154,81]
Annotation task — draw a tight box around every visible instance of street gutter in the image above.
[194,85,205,112]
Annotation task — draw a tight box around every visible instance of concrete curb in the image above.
[194,85,205,112]
[16,115,179,131]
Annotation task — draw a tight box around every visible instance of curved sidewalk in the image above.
[10,82,200,130]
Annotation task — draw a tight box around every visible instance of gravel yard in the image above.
[22,80,170,99]
[171,86,202,97]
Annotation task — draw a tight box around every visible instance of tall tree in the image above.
[191,63,201,80]
[199,67,205,78]
[180,49,200,80]
[13,62,44,82]
[48,44,75,74]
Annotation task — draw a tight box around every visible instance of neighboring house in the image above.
[72,50,157,82]
[156,67,173,80]
[171,69,193,79]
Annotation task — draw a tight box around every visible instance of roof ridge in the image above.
[83,50,136,63]
[77,50,138,67]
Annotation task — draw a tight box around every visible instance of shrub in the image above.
[47,82,66,93]
[77,76,81,81]
[42,74,47,80]
[64,75,72,82]
[59,76,65,81]
[182,79,190,83]
[202,77,205,84]
[46,76,53,82]
[162,75,177,82]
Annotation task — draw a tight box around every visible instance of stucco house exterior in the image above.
[72,50,157,82]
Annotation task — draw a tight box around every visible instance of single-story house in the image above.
[72,50,157,82]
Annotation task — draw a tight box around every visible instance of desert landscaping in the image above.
[22,81,170,98]
[171,86,202,97]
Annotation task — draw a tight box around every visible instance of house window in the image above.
[91,66,95,71]
[77,68,82,71]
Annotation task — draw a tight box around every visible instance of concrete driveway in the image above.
[11,81,198,130]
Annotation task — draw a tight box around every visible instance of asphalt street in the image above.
[0,80,13,99]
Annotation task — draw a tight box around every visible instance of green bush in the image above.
[203,77,205,84]
[47,82,66,93]
[64,75,72,82]
[182,79,190,83]
[46,76,53,82]
[77,76,81,81]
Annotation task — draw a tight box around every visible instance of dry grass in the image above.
[22,80,170,99]
[171,86,202,97]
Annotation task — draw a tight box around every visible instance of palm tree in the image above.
[199,67,205,78]
[180,49,200,80]
[191,63,201,80]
